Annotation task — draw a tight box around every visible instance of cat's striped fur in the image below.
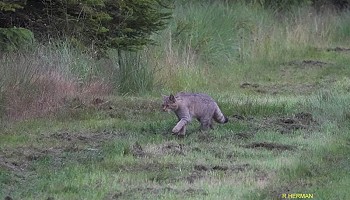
[162,92,228,136]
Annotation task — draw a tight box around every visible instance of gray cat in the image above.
[162,92,228,136]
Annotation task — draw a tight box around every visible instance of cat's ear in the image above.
[169,94,176,103]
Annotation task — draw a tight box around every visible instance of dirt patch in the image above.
[294,112,314,125]
[285,60,329,67]
[186,164,251,183]
[106,186,207,199]
[326,47,350,52]
[243,142,295,151]
[4,196,13,200]
[186,170,205,183]
[0,155,28,174]
[240,82,260,89]
[0,144,74,176]
[0,130,123,176]
[141,141,186,157]
[194,164,209,171]
[239,112,318,134]
[232,114,249,121]
[48,130,123,148]
[275,112,317,134]
[60,97,160,120]
[130,142,146,157]
[0,147,47,173]
[160,141,186,155]
[193,164,246,172]
[239,82,319,95]
[212,165,229,171]
[102,98,160,119]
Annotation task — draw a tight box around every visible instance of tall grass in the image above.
[148,1,350,91]
[333,9,350,45]
[305,89,350,125]
[108,49,155,95]
[0,42,111,120]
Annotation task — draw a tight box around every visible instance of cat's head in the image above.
[162,94,178,112]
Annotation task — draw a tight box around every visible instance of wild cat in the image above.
[162,92,228,136]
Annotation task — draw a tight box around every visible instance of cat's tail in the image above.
[213,105,228,124]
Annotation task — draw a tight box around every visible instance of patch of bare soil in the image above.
[100,99,160,119]
[243,142,295,151]
[232,114,250,121]
[326,47,350,52]
[106,186,208,199]
[0,155,28,175]
[0,147,50,173]
[240,82,260,89]
[158,141,186,155]
[285,60,330,67]
[48,130,123,148]
[130,142,146,157]
[186,164,251,184]
[271,112,317,134]
[0,130,122,177]
[132,141,186,158]
[236,112,318,134]
[62,96,160,120]
[239,82,319,95]
[0,146,69,195]
[186,170,205,184]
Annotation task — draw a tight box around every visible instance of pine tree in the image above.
[0,0,172,52]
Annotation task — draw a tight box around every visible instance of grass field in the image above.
[1,1,350,200]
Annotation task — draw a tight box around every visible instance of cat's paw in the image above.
[172,127,180,134]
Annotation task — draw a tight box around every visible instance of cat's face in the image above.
[162,94,178,112]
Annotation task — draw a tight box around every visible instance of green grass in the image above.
[1,91,350,199]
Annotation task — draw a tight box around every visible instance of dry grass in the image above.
[3,71,111,121]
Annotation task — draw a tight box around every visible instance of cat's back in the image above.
[175,92,215,106]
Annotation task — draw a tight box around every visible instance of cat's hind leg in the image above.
[199,117,212,131]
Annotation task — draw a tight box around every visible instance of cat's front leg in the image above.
[172,124,182,134]
[178,126,186,136]
[172,125,186,135]
[172,119,188,134]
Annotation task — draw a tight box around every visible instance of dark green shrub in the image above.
[0,28,34,51]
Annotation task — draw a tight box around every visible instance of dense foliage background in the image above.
[1,0,349,52]
[0,0,172,52]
